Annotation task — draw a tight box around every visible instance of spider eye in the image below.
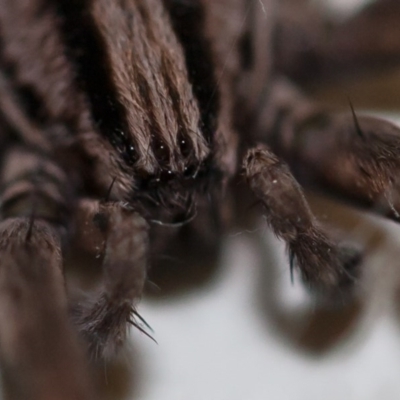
[183,165,197,178]
[179,138,191,157]
[159,169,175,182]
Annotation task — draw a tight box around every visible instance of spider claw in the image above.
[131,308,154,333]
[128,318,158,344]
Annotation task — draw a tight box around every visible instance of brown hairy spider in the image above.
[0,0,400,398]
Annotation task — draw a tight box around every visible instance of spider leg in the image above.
[243,144,362,300]
[323,0,400,83]
[0,146,95,399]
[277,0,400,85]
[71,199,149,359]
[256,78,400,223]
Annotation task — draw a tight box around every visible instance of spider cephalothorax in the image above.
[0,0,399,398]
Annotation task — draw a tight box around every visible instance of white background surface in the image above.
[133,222,400,400]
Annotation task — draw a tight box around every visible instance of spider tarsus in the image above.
[243,144,362,299]
[72,296,156,360]
[289,231,362,299]
[72,200,150,358]
[72,296,128,359]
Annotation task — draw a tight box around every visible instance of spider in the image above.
[0,0,399,398]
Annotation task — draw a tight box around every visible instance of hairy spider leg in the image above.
[71,200,150,359]
[257,79,400,223]
[0,146,96,400]
[276,0,400,85]
[243,144,362,301]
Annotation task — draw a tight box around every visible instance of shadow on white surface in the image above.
[131,215,400,400]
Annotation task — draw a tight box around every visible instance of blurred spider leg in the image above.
[0,146,95,400]
[71,199,150,359]
[257,78,400,223]
[324,0,400,81]
[276,0,400,85]
[243,144,362,300]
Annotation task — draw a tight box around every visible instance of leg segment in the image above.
[280,111,400,222]
[243,144,362,299]
[276,0,400,85]
[255,78,400,223]
[0,220,95,400]
[323,0,400,83]
[71,200,150,359]
[0,147,95,399]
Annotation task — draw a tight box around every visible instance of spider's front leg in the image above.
[243,144,362,300]
[0,146,95,399]
[71,199,149,359]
